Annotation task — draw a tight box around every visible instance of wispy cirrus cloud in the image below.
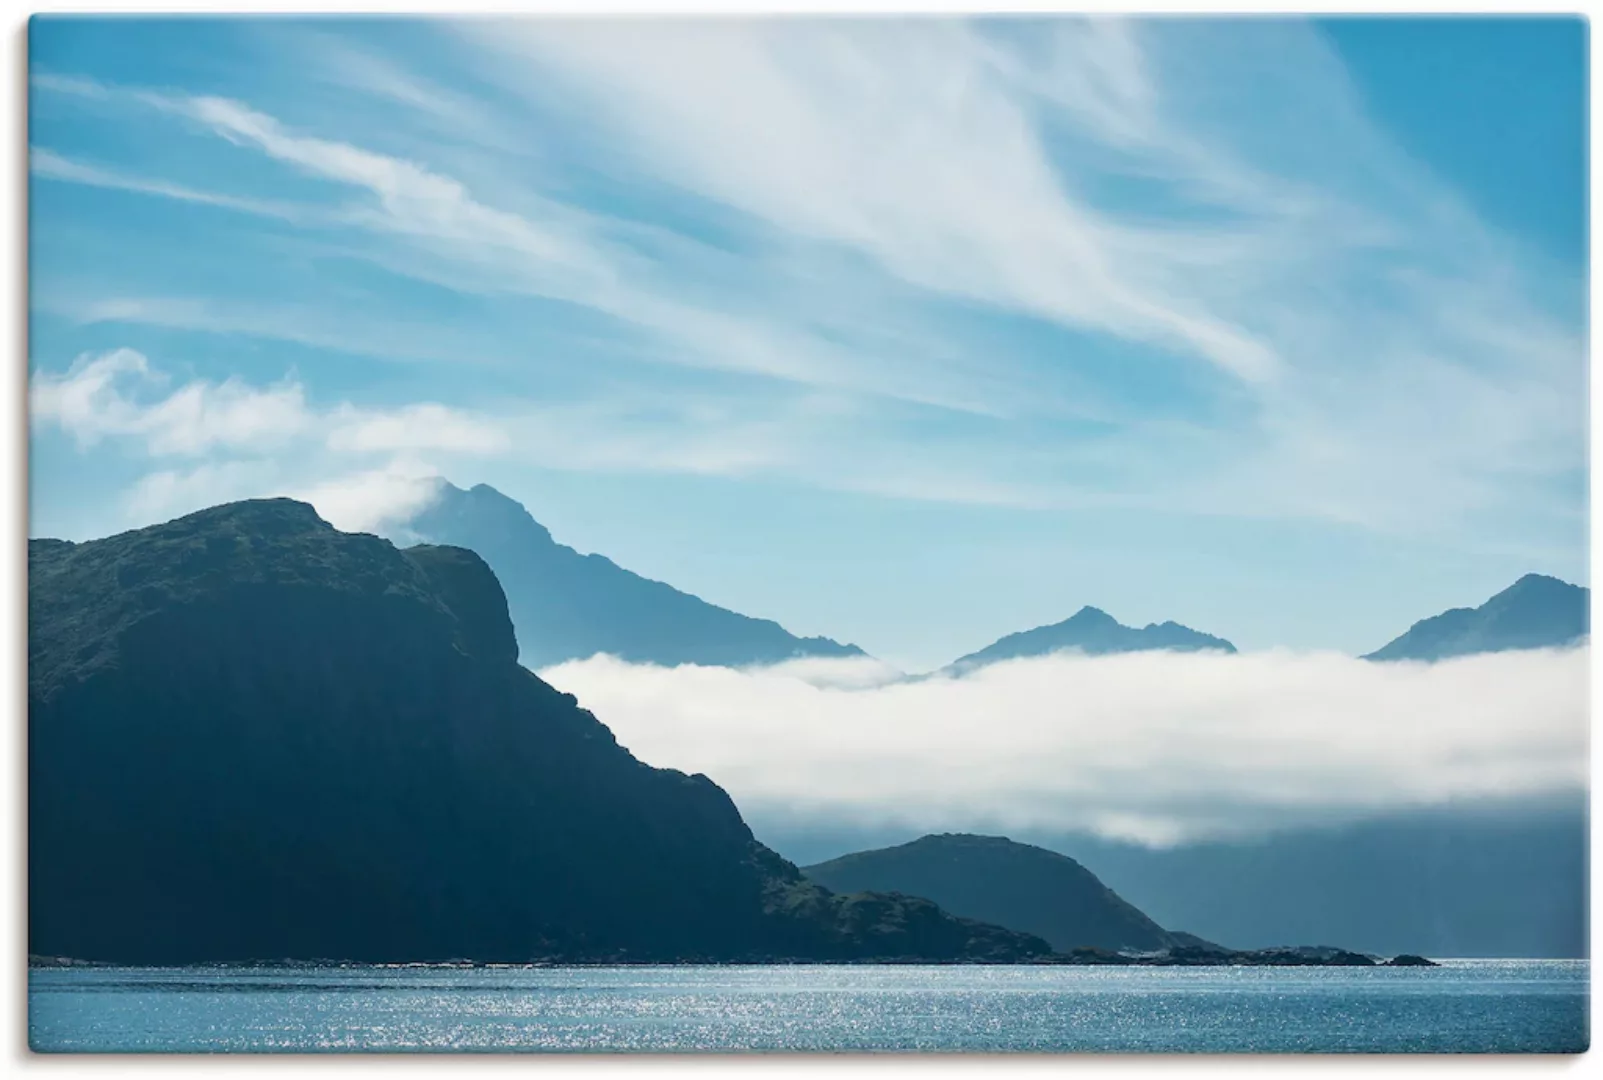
[33,72,1030,420]
[30,347,1063,535]
[29,147,311,222]
[325,403,510,456]
[456,17,1584,538]
[465,18,1286,383]
[26,18,1586,561]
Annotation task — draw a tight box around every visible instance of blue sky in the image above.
[28,16,1588,672]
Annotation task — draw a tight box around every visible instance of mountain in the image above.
[761,799,1587,959]
[1363,573,1589,661]
[397,480,866,669]
[804,834,1183,954]
[1055,802,1589,959]
[946,606,1235,673]
[27,500,1051,964]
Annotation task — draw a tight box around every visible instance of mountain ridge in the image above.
[27,498,1051,964]
[945,605,1236,674]
[1363,573,1588,661]
[398,481,867,669]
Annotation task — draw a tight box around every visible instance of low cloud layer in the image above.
[537,648,1588,846]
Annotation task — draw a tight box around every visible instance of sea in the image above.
[28,959,1588,1054]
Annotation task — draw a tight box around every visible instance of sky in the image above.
[27,16,1589,673]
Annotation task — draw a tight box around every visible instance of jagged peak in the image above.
[414,480,554,546]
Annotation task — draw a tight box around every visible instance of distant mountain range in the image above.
[945,606,1235,674]
[1362,573,1589,661]
[805,834,1196,954]
[397,479,1586,672]
[28,500,1050,964]
[398,481,865,669]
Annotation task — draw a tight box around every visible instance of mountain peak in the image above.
[1505,572,1580,596]
[410,481,554,549]
[1364,574,1588,661]
[946,606,1235,673]
[173,496,331,534]
[805,833,1179,954]
[395,479,867,668]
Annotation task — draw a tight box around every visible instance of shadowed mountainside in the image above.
[1363,573,1588,661]
[945,605,1235,674]
[28,500,1049,964]
[759,799,1587,959]
[805,834,1186,954]
[398,481,866,669]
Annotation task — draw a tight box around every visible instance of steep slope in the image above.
[398,481,865,669]
[1363,573,1589,661]
[805,834,1179,953]
[27,500,1048,964]
[947,606,1235,674]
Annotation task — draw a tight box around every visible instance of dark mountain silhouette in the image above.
[398,480,866,669]
[27,500,1051,964]
[946,606,1235,673]
[804,834,1185,954]
[1363,573,1589,661]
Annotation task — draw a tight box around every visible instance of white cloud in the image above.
[123,459,284,525]
[114,457,445,537]
[29,22,1586,554]
[751,655,908,690]
[537,647,1589,847]
[30,350,515,533]
[30,348,312,456]
[470,18,1282,383]
[289,460,446,534]
[289,28,529,158]
[30,147,310,222]
[30,349,506,463]
[28,71,1115,419]
[326,403,511,455]
[179,91,1031,414]
[184,94,620,293]
[457,17,1583,542]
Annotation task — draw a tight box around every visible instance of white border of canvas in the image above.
[0,1,1594,1077]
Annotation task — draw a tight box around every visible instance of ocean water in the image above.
[29,960,1588,1054]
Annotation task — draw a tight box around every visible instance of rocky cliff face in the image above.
[28,500,1048,964]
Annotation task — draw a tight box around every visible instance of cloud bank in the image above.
[537,647,1588,847]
